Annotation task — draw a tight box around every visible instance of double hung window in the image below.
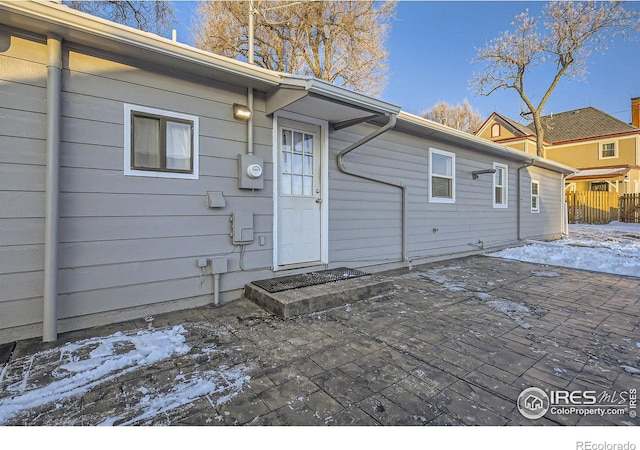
[531,180,540,213]
[429,148,456,203]
[493,163,508,208]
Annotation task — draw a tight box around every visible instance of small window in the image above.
[493,162,508,208]
[124,104,199,179]
[590,181,610,192]
[429,148,456,203]
[491,123,501,138]
[600,142,617,159]
[531,180,540,213]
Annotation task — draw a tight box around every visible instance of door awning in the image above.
[566,166,632,181]
[266,76,401,125]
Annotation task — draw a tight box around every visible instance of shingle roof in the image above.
[530,107,639,143]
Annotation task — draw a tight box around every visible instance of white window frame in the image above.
[491,123,501,138]
[531,180,540,213]
[599,141,617,160]
[124,104,199,179]
[493,162,508,208]
[428,148,456,204]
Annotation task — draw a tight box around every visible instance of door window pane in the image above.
[281,174,292,195]
[282,151,292,174]
[294,132,303,152]
[303,155,313,175]
[292,175,303,195]
[293,153,303,175]
[303,134,313,153]
[303,176,313,195]
[282,130,292,151]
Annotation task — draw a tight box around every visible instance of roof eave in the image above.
[396,112,576,175]
[0,1,283,90]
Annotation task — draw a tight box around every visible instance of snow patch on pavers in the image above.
[0,325,252,425]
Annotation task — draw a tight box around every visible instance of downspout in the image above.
[247,0,254,155]
[561,173,570,236]
[247,88,254,154]
[336,114,408,262]
[43,33,62,342]
[517,159,535,241]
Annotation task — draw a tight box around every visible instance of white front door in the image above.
[278,120,322,266]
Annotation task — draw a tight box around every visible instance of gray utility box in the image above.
[231,211,254,244]
[238,154,264,190]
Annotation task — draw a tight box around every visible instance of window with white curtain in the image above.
[124,104,199,179]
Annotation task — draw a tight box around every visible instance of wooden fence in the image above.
[566,191,618,224]
[619,194,640,223]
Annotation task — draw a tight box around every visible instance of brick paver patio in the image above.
[1,255,638,426]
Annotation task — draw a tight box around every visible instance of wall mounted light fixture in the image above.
[233,103,252,121]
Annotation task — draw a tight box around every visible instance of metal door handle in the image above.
[316,198,322,203]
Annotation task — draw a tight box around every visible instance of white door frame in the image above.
[272,111,329,271]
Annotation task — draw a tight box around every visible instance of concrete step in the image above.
[244,271,395,319]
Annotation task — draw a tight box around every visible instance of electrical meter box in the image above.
[238,154,264,190]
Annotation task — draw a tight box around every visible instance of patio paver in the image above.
[1,255,638,426]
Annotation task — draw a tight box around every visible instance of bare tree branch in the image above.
[194,1,396,96]
[422,99,484,134]
[470,1,639,157]
[65,1,175,35]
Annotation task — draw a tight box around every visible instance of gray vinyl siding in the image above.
[0,32,276,340]
[328,123,564,268]
[519,166,563,240]
[55,44,275,322]
[0,30,47,333]
[0,24,567,343]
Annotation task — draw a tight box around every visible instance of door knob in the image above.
[316,198,322,203]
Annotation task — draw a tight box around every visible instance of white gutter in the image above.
[396,112,576,176]
[43,32,62,342]
[0,1,283,88]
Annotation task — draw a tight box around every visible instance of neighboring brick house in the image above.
[476,99,640,194]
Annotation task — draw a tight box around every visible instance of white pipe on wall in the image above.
[213,274,221,306]
[247,88,254,155]
[43,32,62,342]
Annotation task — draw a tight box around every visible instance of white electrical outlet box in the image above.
[196,258,208,268]
[210,257,228,274]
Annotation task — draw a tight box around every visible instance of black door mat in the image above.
[251,267,370,293]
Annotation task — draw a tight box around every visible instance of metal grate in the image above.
[251,267,370,293]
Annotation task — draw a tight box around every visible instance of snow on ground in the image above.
[488,222,640,278]
[0,325,251,425]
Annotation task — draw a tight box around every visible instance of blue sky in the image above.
[169,1,640,125]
